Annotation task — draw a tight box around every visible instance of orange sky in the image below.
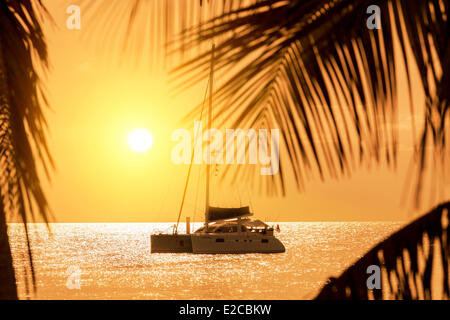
[36,0,448,222]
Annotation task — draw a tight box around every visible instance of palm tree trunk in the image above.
[0,201,18,299]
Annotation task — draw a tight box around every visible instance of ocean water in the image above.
[8,222,402,300]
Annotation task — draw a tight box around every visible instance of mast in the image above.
[205,43,215,225]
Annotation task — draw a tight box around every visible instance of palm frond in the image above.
[167,0,449,201]
[78,0,448,200]
[315,201,450,299]
[78,0,262,68]
[0,0,52,295]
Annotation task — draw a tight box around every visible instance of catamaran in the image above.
[151,44,285,254]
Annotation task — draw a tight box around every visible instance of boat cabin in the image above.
[194,219,274,236]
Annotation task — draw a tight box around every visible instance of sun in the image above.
[127,129,153,152]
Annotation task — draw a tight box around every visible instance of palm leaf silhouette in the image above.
[168,0,448,201]
[86,0,448,202]
[0,0,52,299]
[315,202,450,299]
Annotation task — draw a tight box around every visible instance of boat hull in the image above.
[150,234,193,253]
[190,233,285,254]
[151,233,285,254]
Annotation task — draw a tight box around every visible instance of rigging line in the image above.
[192,167,199,224]
[175,76,210,234]
[193,167,203,224]
[205,43,215,224]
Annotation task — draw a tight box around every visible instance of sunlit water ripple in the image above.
[8,222,402,299]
